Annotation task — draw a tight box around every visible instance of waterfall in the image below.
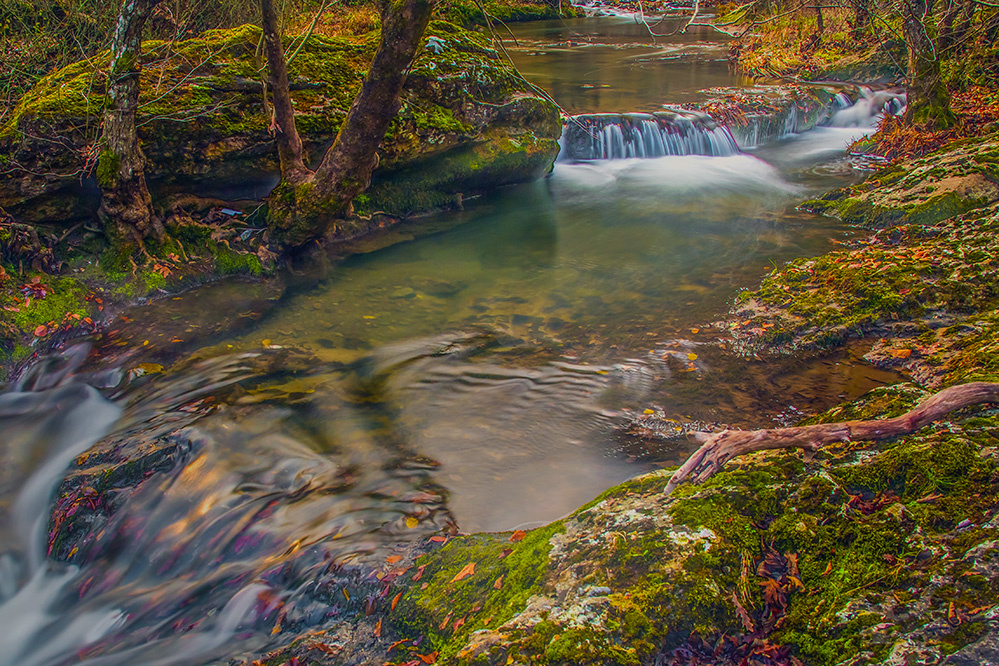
[559,111,740,161]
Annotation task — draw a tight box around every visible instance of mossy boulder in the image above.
[0,21,561,225]
[803,134,999,229]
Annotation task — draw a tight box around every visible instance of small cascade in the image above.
[829,87,906,127]
[559,111,740,161]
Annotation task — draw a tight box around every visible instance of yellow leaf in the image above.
[363,315,376,319]
[643,409,655,415]
[890,348,912,359]
[687,353,698,361]
[690,328,699,334]
[406,516,419,529]
[262,339,271,347]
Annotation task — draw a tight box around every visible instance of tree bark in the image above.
[665,382,999,494]
[901,0,956,129]
[850,0,870,38]
[262,0,434,248]
[98,0,165,245]
[260,0,309,185]
[309,0,433,211]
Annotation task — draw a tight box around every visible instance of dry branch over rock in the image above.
[666,381,999,494]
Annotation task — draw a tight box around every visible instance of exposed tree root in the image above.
[665,382,999,494]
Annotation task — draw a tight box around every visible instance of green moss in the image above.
[214,247,262,276]
[393,521,564,662]
[96,148,119,188]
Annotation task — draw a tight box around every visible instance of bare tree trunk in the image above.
[308,0,433,212]
[902,0,956,129]
[262,0,434,249]
[98,0,165,245]
[665,382,999,494]
[260,0,309,185]
[850,0,870,38]
[814,4,824,42]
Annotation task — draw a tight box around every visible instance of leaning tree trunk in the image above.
[901,0,956,129]
[260,0,310,185]
[264,0,434,248]
[98,0,165,245]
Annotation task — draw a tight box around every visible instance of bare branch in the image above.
[665,382,999,495]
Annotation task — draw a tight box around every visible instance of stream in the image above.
[0,11,904,665]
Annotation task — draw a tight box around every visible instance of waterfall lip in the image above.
[560,108,739,161]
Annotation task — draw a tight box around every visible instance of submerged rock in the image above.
[0,21,561,225]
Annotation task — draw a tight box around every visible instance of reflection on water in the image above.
[504,14,750,113]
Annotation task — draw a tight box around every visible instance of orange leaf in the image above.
[449,562,476,583]
[509,530,526,542]
[890,348,912,359]
[453,617,465,631]
[438,611,453,631]
[418,652,438,664]
[429,536,448,543]
[374,618,382,637]
[388,638,410,651]
[821,562,833,576]
[33,325,48,337]
[412,565,426,582]
[386,555,402,564]
[391,591,403,611]
[493,575,504,590]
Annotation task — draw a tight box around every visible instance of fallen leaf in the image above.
[417,652,438,664]
[33,324,48,337]
[388,638,410,651]
[391,591,403,611]
[787,575,806,592]
[890,348,912,359]
[821,562,833,576]
[687,352,698,360]
[429,536,448,543]
[406,516,420,529]
[412,565,426,582]
[731,592,755,633]
[374,618,382,637]
[453,617,465,631]
[438,611,453,631]
[493,575,504,590]
[509,530,526,542]
[386,555,402,564]
[450,562,476,583]
[498,548,513,559]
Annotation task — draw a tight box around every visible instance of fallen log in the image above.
[665,382,999,495]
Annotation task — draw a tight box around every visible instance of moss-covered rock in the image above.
[0,20,560,225]
[803,134,999,229]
